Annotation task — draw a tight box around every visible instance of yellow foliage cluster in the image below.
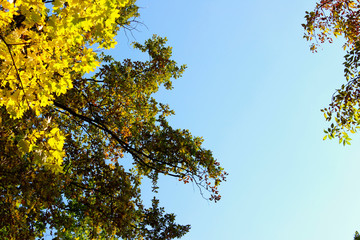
[0,0,129,172]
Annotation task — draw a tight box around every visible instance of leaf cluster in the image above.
[303,0,360,145]
[304,2,360,237]
[0,0,227,239]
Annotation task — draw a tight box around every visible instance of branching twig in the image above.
[53,101,181,178]
[0,34,31,109]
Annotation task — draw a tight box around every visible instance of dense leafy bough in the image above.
[0,0,227,239]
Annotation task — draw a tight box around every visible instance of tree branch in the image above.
[53,101,181,178]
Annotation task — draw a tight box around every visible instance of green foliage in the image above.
[138,197,191,240]
[0,0,227,239]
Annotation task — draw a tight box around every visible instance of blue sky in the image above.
[109,0,360,239]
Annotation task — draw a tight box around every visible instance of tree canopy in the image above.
[0,0,227,239]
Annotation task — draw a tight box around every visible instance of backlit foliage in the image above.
[0,0,227,239]
[304,1,360,238]
[303,0,360,145]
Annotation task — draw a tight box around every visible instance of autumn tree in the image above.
[303,0,360,239]
[0,0,227,239]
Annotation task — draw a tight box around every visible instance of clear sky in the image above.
[109,0,360,240]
